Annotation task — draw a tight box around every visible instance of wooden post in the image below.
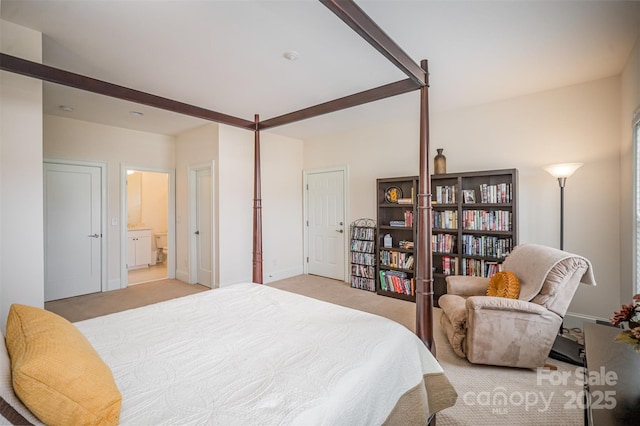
[415,59,434,351]
[252,114,263,284]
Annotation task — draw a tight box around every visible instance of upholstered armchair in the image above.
[439,243,596,369]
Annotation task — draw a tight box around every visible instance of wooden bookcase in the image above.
[349,219,377,292]
[431,168,518,306]
[376,176,418,302]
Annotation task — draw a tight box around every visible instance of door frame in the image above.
[120,164,176,288]
[43,158,108,293]
[302,165,349,282]
[188,162,216,287]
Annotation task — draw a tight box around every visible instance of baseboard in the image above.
[563,312,609,332]
[264,266,304,284]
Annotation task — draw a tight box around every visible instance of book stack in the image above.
[399,240,414,249]
[378,270,414,295]
[389,220,406,227]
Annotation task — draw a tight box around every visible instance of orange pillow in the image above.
[486,271,520,299]
[5,304,121,426]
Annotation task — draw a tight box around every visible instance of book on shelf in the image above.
[379,250,414,270]
[441,255,458,276]
[404,210,413,227]
[379,270,414,296]
[434,185,457,204]
[389,220,406,227]
[478,183,512,204]
[399,240,414,249]
[397,198,413,205]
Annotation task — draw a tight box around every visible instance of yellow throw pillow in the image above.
[5,304,121,426]
[486,271,520,299]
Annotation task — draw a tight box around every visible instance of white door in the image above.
[44,163,101,301]
[196,168,212,287]
[307,170,346,280]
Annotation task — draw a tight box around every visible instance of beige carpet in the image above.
[46,275,583,425]
[45,279,209,322]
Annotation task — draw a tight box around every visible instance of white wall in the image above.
[0,21,44,332]
[44,115,175,289]
[217,125,304,286]
[175,123,218,283]
[620,34,640,302]
[305,77,622,321]
[261,132,304,282]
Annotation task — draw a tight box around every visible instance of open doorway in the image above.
[123,167,175,286]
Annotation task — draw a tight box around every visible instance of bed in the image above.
[1,1,454,424]
[1,283,456,425]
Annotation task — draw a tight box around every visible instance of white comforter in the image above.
[75,283,444,425]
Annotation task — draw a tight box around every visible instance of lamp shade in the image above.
[543,163,583,179]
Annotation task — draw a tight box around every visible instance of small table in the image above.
[583,323,640,425]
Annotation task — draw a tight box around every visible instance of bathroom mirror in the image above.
[127,170,142,227]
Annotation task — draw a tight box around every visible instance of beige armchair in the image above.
[439,243,596,368]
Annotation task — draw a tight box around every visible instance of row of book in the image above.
[351,264,376,279]
[351,276,376,292]
[350,226,375,240]
[350,239,375,253]
[433,210,458,229]
[351,252,376,266]
[461,235,512,258]
[379,270,414,296]
[478,183,512,204]
[462,210,512,232]
[434,185,456,204]
[380,250,415,270]
[460,258,503,277]
[432,233,456,254]
[441,255,458,276]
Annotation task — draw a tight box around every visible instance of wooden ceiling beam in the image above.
[259,78,418,130]
[0,53,255,130]
[320,0,425,86]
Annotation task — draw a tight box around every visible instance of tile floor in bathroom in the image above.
[128,263,167,285]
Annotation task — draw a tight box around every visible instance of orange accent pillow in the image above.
[5,304,121,426]
[486,271,520,299]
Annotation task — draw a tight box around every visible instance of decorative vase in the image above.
[434,148,447,174]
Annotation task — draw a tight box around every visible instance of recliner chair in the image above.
[438,243,596,369]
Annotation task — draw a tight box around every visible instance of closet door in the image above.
[306,169,345,281]
[44,162,101,301]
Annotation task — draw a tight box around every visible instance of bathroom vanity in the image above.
[127,229,151,269]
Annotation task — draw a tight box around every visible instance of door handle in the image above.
[336,229,344,233]
[195,230,200,235]
[88,233,100,238]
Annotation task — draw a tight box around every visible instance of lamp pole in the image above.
[544,163,582,251]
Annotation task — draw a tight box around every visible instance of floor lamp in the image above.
[543,162,584,365]
[543,163,583,250]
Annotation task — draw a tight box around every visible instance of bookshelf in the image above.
[350,219,377,292]
[376,177,418,302]
[431,169,518,306]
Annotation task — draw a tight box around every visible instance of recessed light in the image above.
[282,51,300,61]
[59,105,74,112]
[129,111,144,117]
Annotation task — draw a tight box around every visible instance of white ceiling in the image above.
[2,0,640,139]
